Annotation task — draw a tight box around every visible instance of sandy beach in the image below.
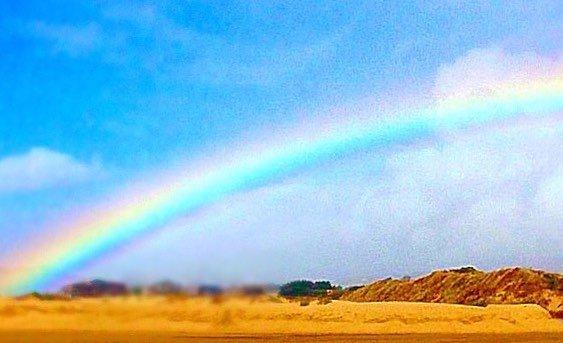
[1,296,561,341]
[1,332,562,342]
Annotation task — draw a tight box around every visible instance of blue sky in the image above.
[0,1,561,288]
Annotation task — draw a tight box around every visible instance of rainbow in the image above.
[1,76,562,295]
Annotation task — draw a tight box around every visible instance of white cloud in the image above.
[434,47,561,101]
[376,119,562,260]
[0,148,102,193]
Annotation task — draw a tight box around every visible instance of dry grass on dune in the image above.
[342,267,563,318]
[0,295,561,335]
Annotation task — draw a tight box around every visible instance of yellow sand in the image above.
[0,296,561,335]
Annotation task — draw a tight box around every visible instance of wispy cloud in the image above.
[179,32,345,86]
[0,148,102,193]
[15,2,350,86]
[26,21,102,57]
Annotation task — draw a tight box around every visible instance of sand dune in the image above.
[0,296,561,336]
[342,267,563,318]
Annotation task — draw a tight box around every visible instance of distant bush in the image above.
[32,292,55,300]
[299,300,310,306]
[197,285,223,296]
[279,280,336,297]
[345,285,364,292]
[130,286,143,296]
[450,266,479,274]
[313,281,332,290]
[279,280,314,297]
[61,279,128,297]
[17,292,68,301]
[148,280,184,295]
[326,288,344,300]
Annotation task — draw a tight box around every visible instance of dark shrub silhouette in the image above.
[61,279,128,297]
[148,280,184,295]
[279,280,335,297]
[197,285,223,296]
